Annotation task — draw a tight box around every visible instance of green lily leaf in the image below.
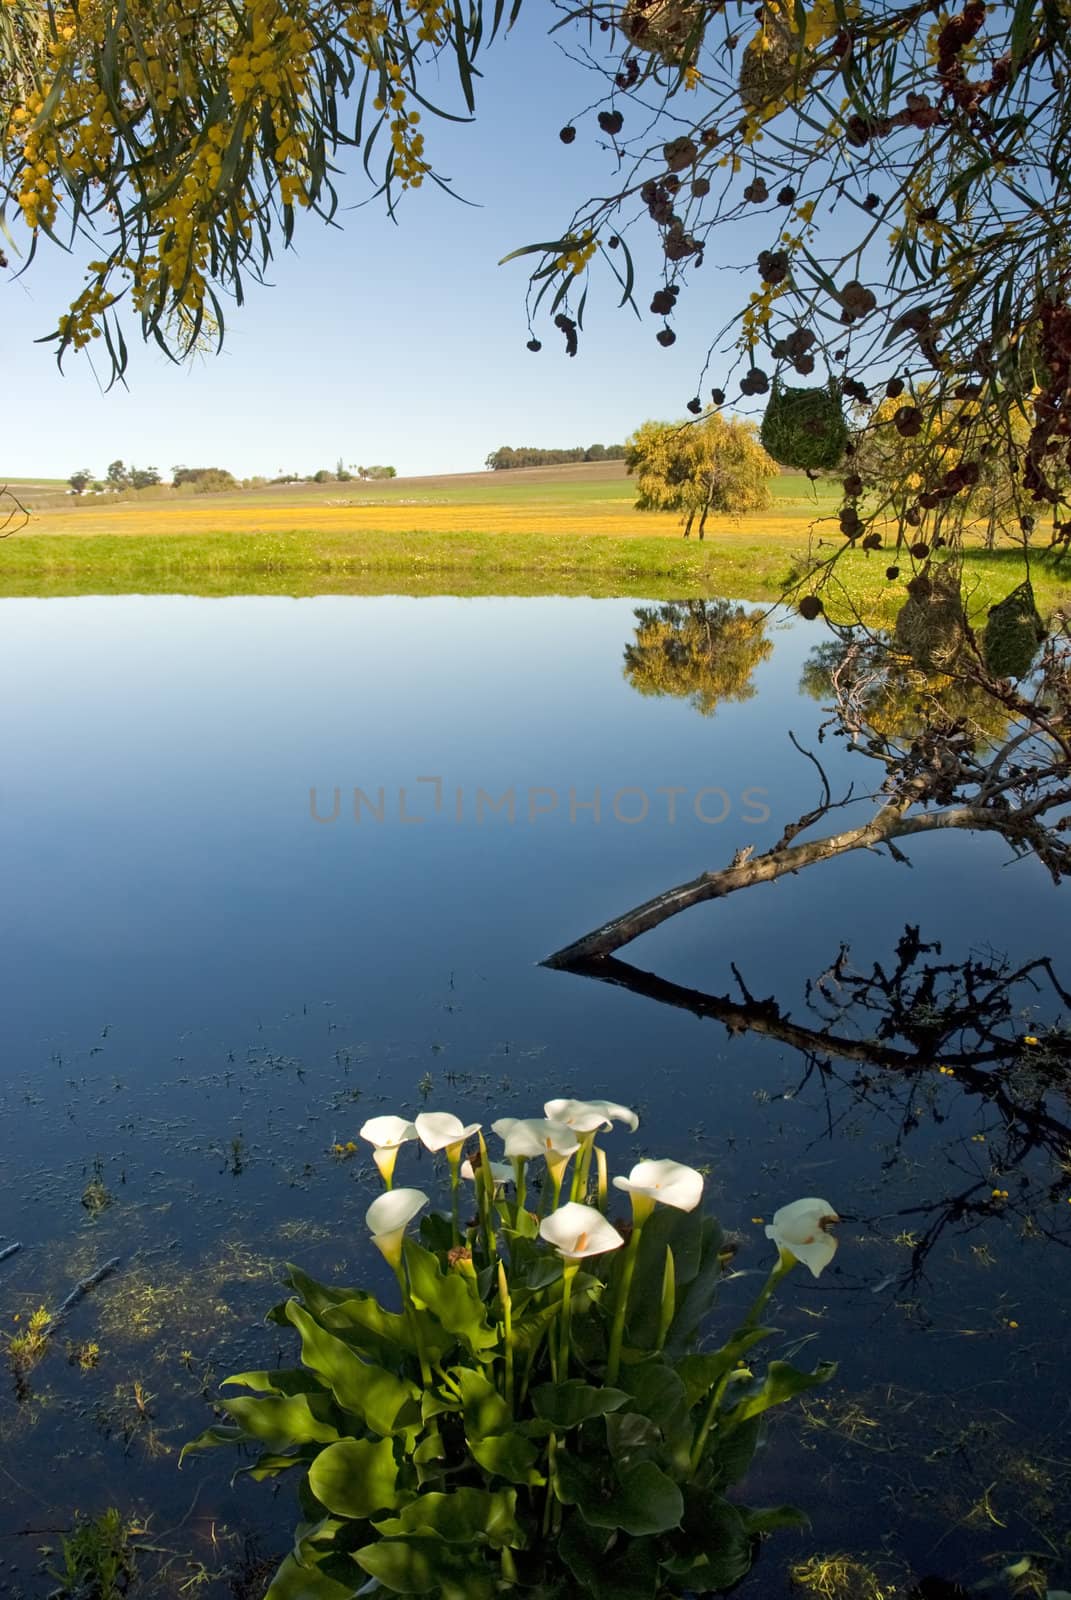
[263,1552,363,1600]
[556,1455,683,1536]
[403,1240,499,1356]
[468,1430,545,1486]
[741,1503,810,1535]
[320,1292,432,1364]
[180,1422,244,1461]
[220,1392,342,1450]
[675,1328,774,1408]
[285,1299,420,1436]
[455,1367,511,1438]
[604,1409,661,1469]
[308,1437,406,1520]
[232,1449,314,1483]
[221,1368,328,1398]
[355,1537,497,1598]
[293,1515,348,1564]
[665,1216,726,1358]
[661,1489,753,1590]
[619,1361,690,1435]
[558,1514,660,1600]
[721,1359,837,1429]
[706,1414,762,1488]
[270,1267,354,1324]
[530,1380,630,1429]
[373,1487,523,1548]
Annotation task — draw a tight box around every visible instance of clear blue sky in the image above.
[1,11,778,480]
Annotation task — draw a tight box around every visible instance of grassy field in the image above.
[2,462,1068,619]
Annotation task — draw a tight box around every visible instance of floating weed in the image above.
[789,1553,895,1600]
[6,1306,52,1375]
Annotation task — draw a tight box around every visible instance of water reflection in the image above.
[556,928,1071,1288]
[623,599,772,715]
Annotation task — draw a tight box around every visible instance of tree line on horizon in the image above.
[484,443,626,471]
[66,460,397,494]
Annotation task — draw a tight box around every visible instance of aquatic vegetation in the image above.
[185,1097,838,1597]
[46,1507,135,1600]
[6,1305,52,1375]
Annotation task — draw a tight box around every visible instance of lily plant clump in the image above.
[184,1099,841,1600]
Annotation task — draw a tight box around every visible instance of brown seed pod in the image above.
[798,594,824,619]
[910,541,930,559]
[886,565,901,580]
[894,405,923,437]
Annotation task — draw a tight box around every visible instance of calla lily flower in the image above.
[461,1157,512,1186]
[366,1187,428,1268]
[495,1118,580,1161]
[414,1112,481,1156]
[540,1201,624,1260]
[544,1097,640,1134]
[613,1158,704,1215]
[765,1198,840,1278]
[359,1115,417,1188]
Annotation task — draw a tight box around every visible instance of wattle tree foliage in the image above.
[4,0,1071,578]
[626,413,778,536]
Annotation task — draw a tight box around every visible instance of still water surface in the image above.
[0,596,1068,1597]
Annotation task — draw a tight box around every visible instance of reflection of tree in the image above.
[799,633,1013,747]
[623,600,773,716]
[559,929,1071,1286]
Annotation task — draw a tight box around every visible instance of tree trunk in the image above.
[542,798,1024,968]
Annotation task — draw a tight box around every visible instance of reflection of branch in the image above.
[557,935,1071,1288]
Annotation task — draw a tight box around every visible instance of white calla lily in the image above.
[414,1111,481,1155]
[544,1097,639,1134]
[359,1115,418,1188]
[496,1117,580,1204]
[612,1158,704,1216]
[366,1187,428,1267]
[765,1198,840,1278]
[539,1202,624,1260]
[461,1157,512,1186]
[496,1118,580,1161]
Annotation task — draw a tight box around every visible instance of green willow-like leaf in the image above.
[284,1299,420,1436]
[555,1454,683,1537]
[221,1367,327,1398]
[373,1486,523,1547]
[308,1436,406,1519]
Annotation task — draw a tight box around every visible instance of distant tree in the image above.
[106,459,129,488]
[172,466,238,493]
[623,601,773,716]
[626,414,779,539]
[129,464,161,489]
[312,468,333,483]
[357,464,397,480]
[335,457,352,481]
[67,467,93,495]
[485,445,627,470]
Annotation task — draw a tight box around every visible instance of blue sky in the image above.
[1,10,777,480]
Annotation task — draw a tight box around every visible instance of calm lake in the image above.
[1,594,1068,1599]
